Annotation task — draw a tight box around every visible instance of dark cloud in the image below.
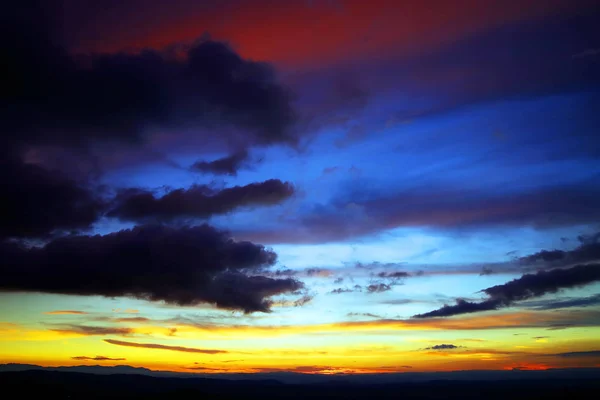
[413,298,501,318]
[553,350,600,358]
[72,356,126,361]
[377,271,410,279]
[2,2,296,155]
[0,160,104,240]
[329,284,363,294]
[518,234,600,268]
[105,339,228,354]
[414,263,600,318]
[51,325,133,336]
[108,179,294,223]
[424,344,460,350]
[190,150,251,176]
[366,283,392,293]
[525,294,600,310]
[0,224,303,313]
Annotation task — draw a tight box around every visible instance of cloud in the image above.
[104,339,228,354]
[525,294,600,310]
[366,283,392,293]
[44,310,88,315]
[305,268,333,278]
[346,312,382,319]
[553,350,600,358]
[72,356,126,361]
[235,182,600,244]
[0,224,303,313]
[518,235,600,268]
[51,325,133,336]
[114,317,151,323]
[108,179,294,223]
[1,160,104,240]
[414,263,600,318]
[2,3,296,154]
[293,294,314,307]
[0,3,297,241]
[377,271,410,279]
[190,150,252,176]
[424,344,461,350]
[329,284,363,294]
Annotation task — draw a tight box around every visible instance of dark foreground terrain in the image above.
[1,369,599,400]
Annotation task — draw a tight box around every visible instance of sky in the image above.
[1,0,600,374]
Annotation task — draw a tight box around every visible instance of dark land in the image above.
[1,364,599,399]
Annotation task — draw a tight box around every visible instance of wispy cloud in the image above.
[114,317,151,323]
[104,339,228,354]
[44,310,88,315]
[552,350,600,358]
[50,325,133,336]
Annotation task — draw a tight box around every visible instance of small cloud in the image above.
[329,284,363,294]
[382,299,414,305]
[293,294,314,307]
[72,355,125,361]
[114,317,150,323]
[366,283,392,293]
[112,309,139,314]
[377,271,410,279]
[424,344,461,350]
[190,150,251,176]
[44,310,88,315]
[305,268,332,278]
[346,312,382,319]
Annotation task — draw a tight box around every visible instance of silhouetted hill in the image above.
[1,367,600,399]
[2,363,600,384]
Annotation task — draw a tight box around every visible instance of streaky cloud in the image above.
[104,339,228,354]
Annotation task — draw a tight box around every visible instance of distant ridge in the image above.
[2,363,600,384]
[1,368,600,400]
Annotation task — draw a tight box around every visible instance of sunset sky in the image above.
[1,0,600,374]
